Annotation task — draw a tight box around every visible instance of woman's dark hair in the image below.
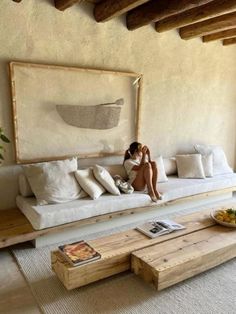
[123,142,142,163]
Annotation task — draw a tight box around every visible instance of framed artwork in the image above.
[9,62,143,164]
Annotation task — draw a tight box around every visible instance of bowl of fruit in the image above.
[211,208,236,227]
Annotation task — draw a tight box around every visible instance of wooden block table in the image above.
[51,208,216,290]
[131,224,236,290]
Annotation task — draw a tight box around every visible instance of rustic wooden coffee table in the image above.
[51,208,236,290]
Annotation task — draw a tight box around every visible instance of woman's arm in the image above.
[132,146,148,171]
[147,147,151,162]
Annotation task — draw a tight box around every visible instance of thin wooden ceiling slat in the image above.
[155,0,236,33]
[126,0,213,31]
[179,11,236,39]
[223,37,236,45]
[54,0,83,11]
[94,0,149,22]
[203,28,236,42]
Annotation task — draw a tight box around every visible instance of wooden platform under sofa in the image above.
[1,186,236,249]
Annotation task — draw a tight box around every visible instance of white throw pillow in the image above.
[176,154,205,179]
[74,168,106,200]
[154,156,168,183]
[163,157,177,176]
[201,154,213,177]
[194,144,233,176]
[18,173,34,197]
[93,165,120,195]
[23,158,85,205]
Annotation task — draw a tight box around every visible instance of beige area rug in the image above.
[12,199,236,314]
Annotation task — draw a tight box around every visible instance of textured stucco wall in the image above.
[0,0,236,209]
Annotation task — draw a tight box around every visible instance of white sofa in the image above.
[16,161,236,230]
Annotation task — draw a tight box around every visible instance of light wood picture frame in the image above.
[9,61,143,164]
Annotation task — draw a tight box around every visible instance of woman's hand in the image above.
[143,146,150,155]
[142,146,148,154]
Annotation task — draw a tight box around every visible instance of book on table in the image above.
[58,240,101,267]
[136,219,186,238]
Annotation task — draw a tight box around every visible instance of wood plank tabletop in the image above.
[51,207,217,289]
[131,225,236,290]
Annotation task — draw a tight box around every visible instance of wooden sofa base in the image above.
[0,187,235,249]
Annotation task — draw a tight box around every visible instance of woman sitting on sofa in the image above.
[123,142,162,202]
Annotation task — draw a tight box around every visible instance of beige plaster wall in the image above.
[0,0,236,209]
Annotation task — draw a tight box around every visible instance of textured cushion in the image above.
[18,173,34,197]
[194,144,233,176]
[16,173,236,230]
[75,168,106,200]
[154,156,168,183]
[23,158,85,205]
[163,157,177,175]
[176,154,205,179]
[201,154,213,177]
[93,165,120,195]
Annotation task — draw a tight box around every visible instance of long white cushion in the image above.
[16,192,151,230]
[159,173,236,201]
[16,173,236,230]
[23,158,85,205]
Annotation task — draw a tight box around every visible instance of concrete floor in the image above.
[0,249,40,314]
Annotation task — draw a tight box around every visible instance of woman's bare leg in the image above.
[150,161,162,199]
[132,163,156,200]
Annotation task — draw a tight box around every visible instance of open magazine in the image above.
[136,219,186,238]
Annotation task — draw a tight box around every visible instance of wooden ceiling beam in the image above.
[223,37,236,45]
[85,0,101,3]
[126,0,213,31]
[94,0,149,23]
[156,0,236,33]
[54,0,83,11]
[203,28,236,42]
[179,11,236,40]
